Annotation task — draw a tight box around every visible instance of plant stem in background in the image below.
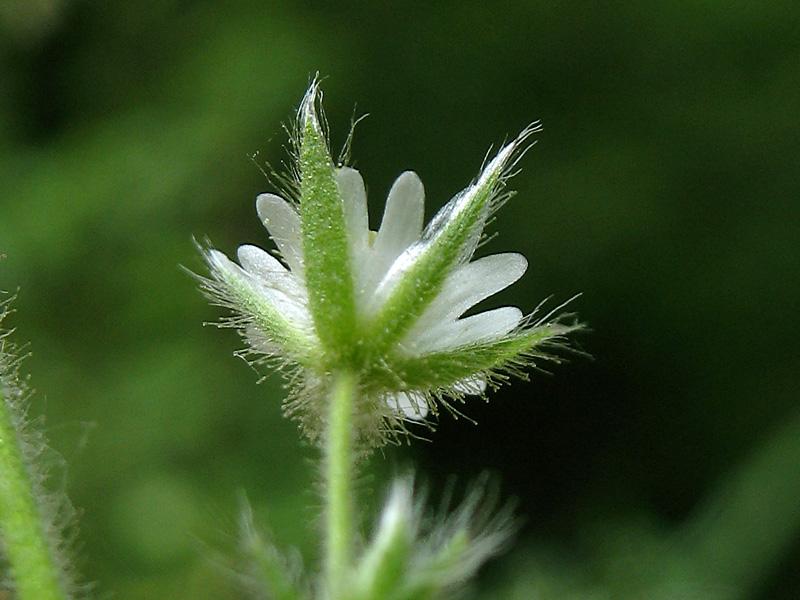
[0,386,66,600]
[324,371,356,598]
[680,409,800,598]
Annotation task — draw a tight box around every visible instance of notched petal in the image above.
[411,253,528,333]
[365,136,531,352]
[413,306,524,353]
[336,167,369,256]
[256,193,304,275]
[374,171,425,262]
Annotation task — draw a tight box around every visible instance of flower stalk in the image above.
[324,371,357,598]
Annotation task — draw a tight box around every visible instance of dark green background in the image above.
[1,2,798,598]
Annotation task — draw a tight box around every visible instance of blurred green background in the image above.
[1,1,799,598]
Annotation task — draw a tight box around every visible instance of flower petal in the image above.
[336,167,369,257]
[237,243,288,275]
[410,252,527,333]
[365,140,522,350]
[237,245,308,301]
[256,193,304,276]
[373,171,425,268]
[412,306,523,353]
[359,171,426,305]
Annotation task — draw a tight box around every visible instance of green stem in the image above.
[0,388,67,600]
[324,371,357,599]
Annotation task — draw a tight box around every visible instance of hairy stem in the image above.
[324,371,356,598]
[0,388,66,600]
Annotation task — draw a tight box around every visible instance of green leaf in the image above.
[297,85,358,361]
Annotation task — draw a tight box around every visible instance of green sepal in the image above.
[400,531,471,600]
[353,481,416,600]
[365,322,580,396]
[365,143,516,357]
[297,85,358,361]
[201,250,315,366]
[238,501,305,600]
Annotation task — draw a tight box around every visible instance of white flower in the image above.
[201,83,578,445]
[208,165,525,417]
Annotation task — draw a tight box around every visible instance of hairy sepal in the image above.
[297,84,358,361]
[366,138,524,357]
[365,322,581,404]
[352,476,516,600]
[353,478,418,599]
[237,500,306,600]
[201,249,315,366]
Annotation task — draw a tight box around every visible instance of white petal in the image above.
[412,306,523,353]
[237,244,288,275]
[386,392,429,420]
[373,171,424,265]
[256,193,304,275]
[336,167,369,256]
[369,171,494,310]
[361,172,426,309]
[206,248,241,279]
[236,245,307,300]
[413,253,527,331]
[452,376,488,396]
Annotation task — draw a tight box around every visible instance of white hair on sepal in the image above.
[0,294,88,598]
